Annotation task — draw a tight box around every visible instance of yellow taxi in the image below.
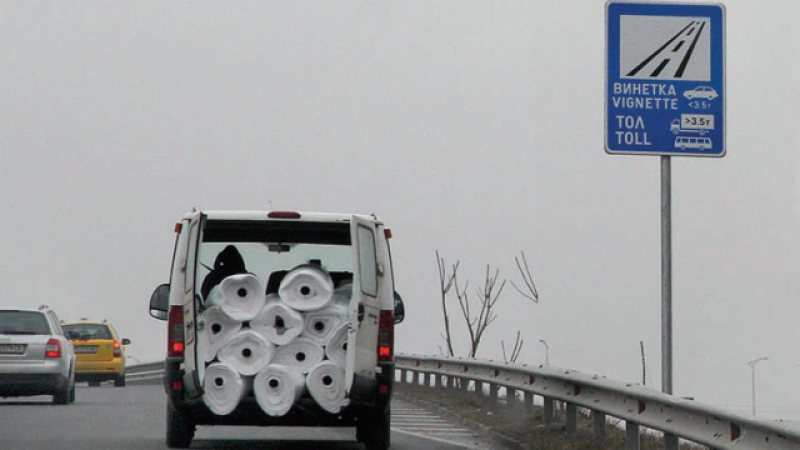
[61,319,131,387]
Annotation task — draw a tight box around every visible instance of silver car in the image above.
[0,307,76,404]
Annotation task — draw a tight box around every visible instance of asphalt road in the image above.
[0,385,500,450]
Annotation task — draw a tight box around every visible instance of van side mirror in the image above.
[149,284,170,320]
[393,291,405,325]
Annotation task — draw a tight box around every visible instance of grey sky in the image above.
[1,1,798,419]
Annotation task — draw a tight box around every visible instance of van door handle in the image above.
[357,303,365,322]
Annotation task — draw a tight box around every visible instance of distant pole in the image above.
[540,340,550,365]
[748,357,769,416]
[661,156,673,395]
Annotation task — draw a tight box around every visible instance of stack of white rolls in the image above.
[197,264,351,417]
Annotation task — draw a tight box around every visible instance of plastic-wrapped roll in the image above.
[206,273,266,321]
[324,323,349,368]
[253,364,306,417]
[333,281,352,306]
[272,337,325,374]
[250,302,305,346]
[302,304,347,344]
[217,329,275,376]
[197,306,243,363]
[202,363,252,416]
[306,361,349,414]
[278,265,334,312]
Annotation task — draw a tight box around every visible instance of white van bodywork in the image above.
[150,210,401,450]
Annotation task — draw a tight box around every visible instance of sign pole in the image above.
[661,155,672,395]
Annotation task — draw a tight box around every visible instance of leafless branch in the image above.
[436,250,459,357]
[501,331,524,363]
[511,251,539,303]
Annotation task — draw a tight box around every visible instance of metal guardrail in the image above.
[126,361,166,385]
[126,357,800,449]
[395,355,800,450]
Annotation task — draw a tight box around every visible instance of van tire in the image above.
[166,402,195,448]
[115,375,126,387]
[358,406,390,450]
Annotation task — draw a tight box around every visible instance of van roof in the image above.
[185,210,382,225]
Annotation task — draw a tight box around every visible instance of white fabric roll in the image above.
[203,363,252,416]
[217,329,275,376]
[324,323,350,368]
[250,302,305,346]
[206,273,266,321]
[265,293,281,305]
[272,337,325,374]
[302,304,348,344]
[197,306,243,362]
[306,361,349,414]
[278,265,334,312]
[253,364,306,417]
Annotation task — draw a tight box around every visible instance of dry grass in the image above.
[394,382,697,450]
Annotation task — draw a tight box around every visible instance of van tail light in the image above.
[168,305,185,358]
[377,310,394,363]
[45,338,62,358]
[113,340,122,357]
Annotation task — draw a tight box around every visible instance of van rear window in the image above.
[203,220,350,245]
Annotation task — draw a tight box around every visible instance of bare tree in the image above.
[455,264,506,358]
[511,251,539,302]
[501,331,524,363]
[436,250,458,357]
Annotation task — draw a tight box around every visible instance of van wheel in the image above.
[115,375,126,387]
[166,402,195,448]
[358,406,390,450]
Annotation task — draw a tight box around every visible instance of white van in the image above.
[149,210,404,449]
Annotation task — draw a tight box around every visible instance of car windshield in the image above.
[62,324,113,340]
[0,311,50,335]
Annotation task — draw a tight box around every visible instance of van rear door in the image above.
[345,215,381,393]
[180,211,205,398]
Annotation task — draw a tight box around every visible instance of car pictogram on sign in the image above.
[682,86,718,100]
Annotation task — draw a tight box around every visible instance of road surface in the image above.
[0,385,506,450]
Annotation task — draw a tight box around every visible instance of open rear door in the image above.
[344,215,381,393]
[181,211,205,398]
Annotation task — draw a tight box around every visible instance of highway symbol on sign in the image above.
[622,16,710,81]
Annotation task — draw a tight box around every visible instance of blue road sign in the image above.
[606,2,725,157]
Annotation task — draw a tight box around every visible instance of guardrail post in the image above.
[433,374,441,389]
[524,392,533,415]
[507,388,517,413]
[565,403,578,432]
[593,411,606,438]
[425,372,432,387]
[543,397,555,424]
[447,376,455,390]
[400,369,407,383]
[476,380,485,396]
[626,422,640,450]
[664,433,679,450]
[489,383,499,403]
